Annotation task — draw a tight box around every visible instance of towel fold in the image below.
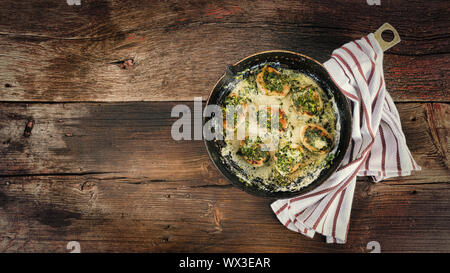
[271,33,421,243]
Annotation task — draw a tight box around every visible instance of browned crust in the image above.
[300,124,333,154]
[262,107,288,132]
[239,139,269,167]
[223,93,247,131]
[292,87,323,117]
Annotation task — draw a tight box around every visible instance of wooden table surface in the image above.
[0,0,449,253]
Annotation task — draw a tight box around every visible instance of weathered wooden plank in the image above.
[0,0,448,102]
[0,175,449,253]
[0,102,448,184]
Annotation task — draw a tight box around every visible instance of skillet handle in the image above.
[374,23,401,52]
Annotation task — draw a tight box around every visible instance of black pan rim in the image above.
[204,50,353,198]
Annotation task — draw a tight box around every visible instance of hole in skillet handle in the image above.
[224,64,237,81]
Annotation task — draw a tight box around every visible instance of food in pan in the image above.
[222,93,248,131]
[220,63,339,192]
[257,107,288,132]
[291,83,323,116]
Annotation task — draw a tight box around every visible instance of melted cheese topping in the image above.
[220,64,340,192]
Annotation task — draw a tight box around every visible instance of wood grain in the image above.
[0,171,449,253]
[0,0,448,102]
[0,102,448,182]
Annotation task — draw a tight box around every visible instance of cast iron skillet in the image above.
[204,50,352,198]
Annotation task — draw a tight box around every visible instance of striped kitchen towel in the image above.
[271,33,421,244]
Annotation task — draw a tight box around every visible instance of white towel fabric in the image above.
[271,33,421,243]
